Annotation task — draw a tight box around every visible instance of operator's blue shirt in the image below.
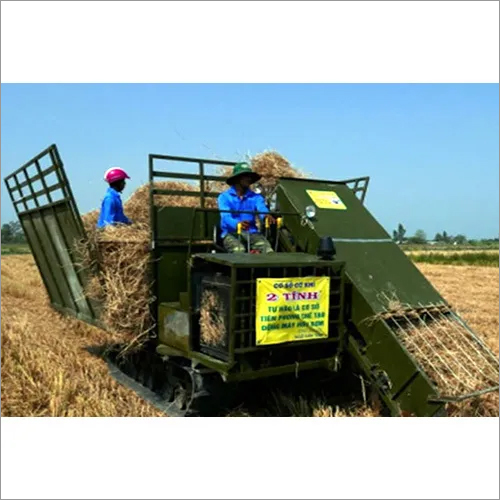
[218,186,269,238]
[97,187,132,228]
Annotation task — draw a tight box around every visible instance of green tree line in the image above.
[392,223,498,246]
[1,221,27,244]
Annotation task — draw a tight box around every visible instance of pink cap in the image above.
[104,167,130,184]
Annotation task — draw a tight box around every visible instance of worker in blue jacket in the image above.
[97,167,132,228]
[218,162,275,253]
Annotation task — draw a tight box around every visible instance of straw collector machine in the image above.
[4,144,498,416]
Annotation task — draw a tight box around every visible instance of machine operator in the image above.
[217,162,275,253]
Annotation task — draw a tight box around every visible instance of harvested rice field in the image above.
[406,249,499,255]
[407,250,499,267]
[1,255,498,417]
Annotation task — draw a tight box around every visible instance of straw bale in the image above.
[216,150,305,199]
[199,290,227,346]
[73,232,154,351]
[125,181,218,225]
[249,150,306,193]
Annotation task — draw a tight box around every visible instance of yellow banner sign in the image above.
[306,189,347,210]
[255,277,330,346]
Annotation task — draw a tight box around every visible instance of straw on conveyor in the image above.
[366,292,499,416]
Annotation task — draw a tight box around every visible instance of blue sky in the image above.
[1,83,498,239]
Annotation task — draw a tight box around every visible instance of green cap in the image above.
[226,162,262,185]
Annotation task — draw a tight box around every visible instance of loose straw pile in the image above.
[199,289,227,347]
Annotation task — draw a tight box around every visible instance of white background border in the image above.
[1,1,499,499]
[1,1,499,83]
[1,418,500,499]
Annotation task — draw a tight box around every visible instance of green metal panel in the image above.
[21,214,65,307]
[223,356,340,382]
[3,144,101,325]
[53,204,102,318]
[278,179,389,239]
[154,206,219,241]
[156,248,190,304]
[196,252,336,267]
[393,374,444,416]
[277,178,443,310]
[158,303,190,354]
[336,241,443,311]
[30,210,85,313]
[155,244,216,304]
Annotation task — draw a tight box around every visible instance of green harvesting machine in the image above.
[4,144,499,416]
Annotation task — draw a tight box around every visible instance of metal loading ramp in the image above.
[275,177,499,415]
[3,144,101,325]
[368,295,499,403]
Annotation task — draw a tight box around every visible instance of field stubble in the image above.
[1,256,498,417]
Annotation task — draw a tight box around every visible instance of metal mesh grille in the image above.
[4,147,71,217]
[375,292,499,398]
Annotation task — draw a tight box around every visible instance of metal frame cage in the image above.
[3,144,99,324]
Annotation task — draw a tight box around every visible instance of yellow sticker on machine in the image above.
[255,277,330,346]
[306,189,347,210]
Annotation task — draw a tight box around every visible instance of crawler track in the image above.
[104,344,229,417]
